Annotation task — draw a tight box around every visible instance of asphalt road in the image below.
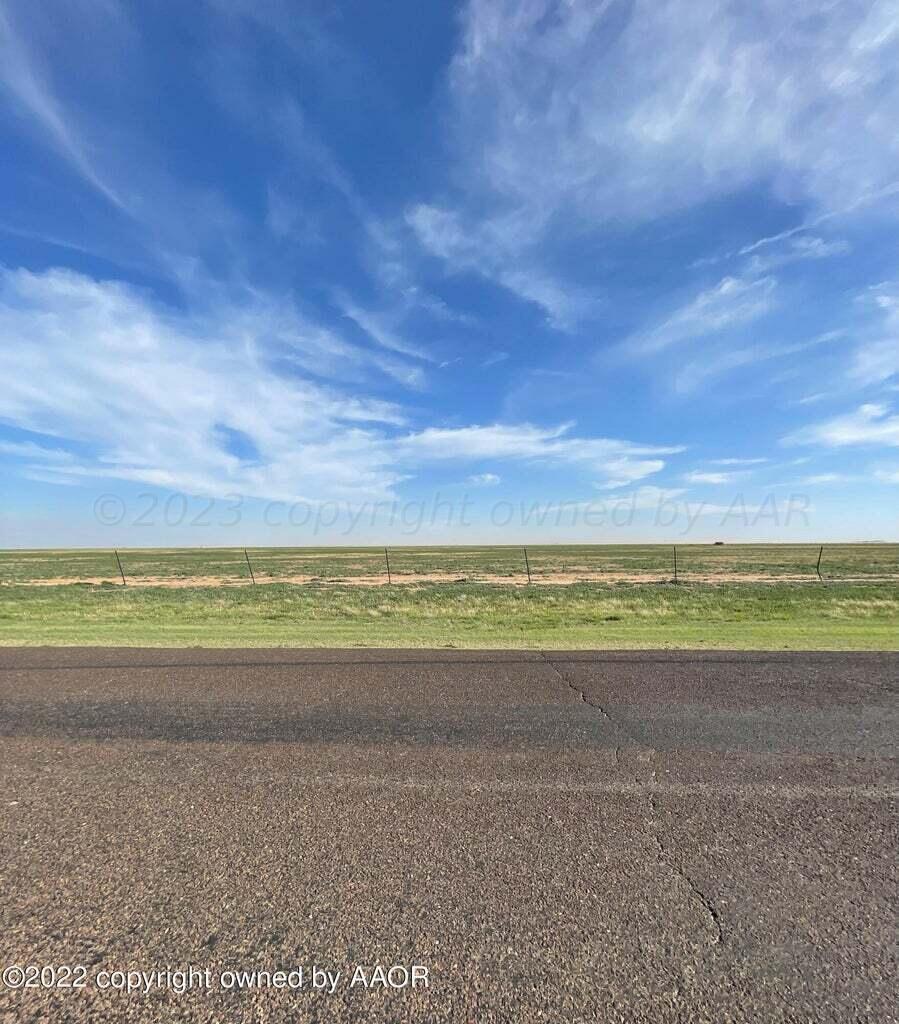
[0,648,896,1023]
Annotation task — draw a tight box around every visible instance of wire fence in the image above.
[2,544,898,587]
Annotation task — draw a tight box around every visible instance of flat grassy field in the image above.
[1,545,898,650]
[2,543,898,584]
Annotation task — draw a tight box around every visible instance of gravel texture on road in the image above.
[1,649,896,1023]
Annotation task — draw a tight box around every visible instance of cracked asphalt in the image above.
[1,648,897,1023]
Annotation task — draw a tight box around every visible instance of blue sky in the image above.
[1,0,898,547]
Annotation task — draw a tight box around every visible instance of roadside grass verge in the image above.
[1,581,897,649]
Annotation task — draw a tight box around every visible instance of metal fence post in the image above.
[114,549,126,586]
[384,547,392,584]
[523,546,532,584]
[673,545,678,584]
[816,545,824,582]
[244,548,256,584]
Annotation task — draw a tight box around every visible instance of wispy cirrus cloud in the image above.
[0,4,268,293]
[406,204,588,330]
[395,422,679,489]
[853,337,899,387]
[466,473,501,486]
[744,236,851,275]
[683,470,741,485]
[785,403,899,449]
[633,276,777,354]
[595,457,667,491]
[448,0,899,220]
[672,328,847,395]
[798,473,852,485]
[736,182,899,260]
[0,4,126,209]
[3,0,898,543]
[0,439,80,464]
[337,293,433,367]
[482,351,509,368]
[850,284,899,387]
[0,265,408,502]
[404,0,899,357]
[662,275,895,401]
[0,265,681,500]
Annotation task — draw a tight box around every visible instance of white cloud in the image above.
[745,236,851,274]
[0,6,277,296]
[683,471,738,485]
[400,286,478,328]
[0,440,78,464]
[446,0,899,226]
[786,403,899,448]
[338,295,432,367]
[737,183,899,262]
[851,284,899,386]
[262,100,476,331]
[671,326,845,394]
[0,266,409,502]
[635,276,776,354]
[708,457,767,466]
[0,5,126,208]
[466,473,501,486]
[783,237,850,260]
[797,392,833,406]
[854,337,899,385]
[407,204,587,329]
[799,473,850,485]
[410,0,899,320]
[873,467,899,484]
[0,266,682,500]
[395,422,679,489]
[482,351,509,367]
[597,457,666,491]
[605,485,813,524]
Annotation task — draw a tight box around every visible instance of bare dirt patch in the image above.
[15,569,899,588]
[21,575,240,588]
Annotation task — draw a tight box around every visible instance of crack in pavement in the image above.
[539,651,614,721]
[541,653,724,947]
[540,652,634,764]
[649,787,724,948]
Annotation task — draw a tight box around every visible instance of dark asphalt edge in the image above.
[2,647,899,672]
